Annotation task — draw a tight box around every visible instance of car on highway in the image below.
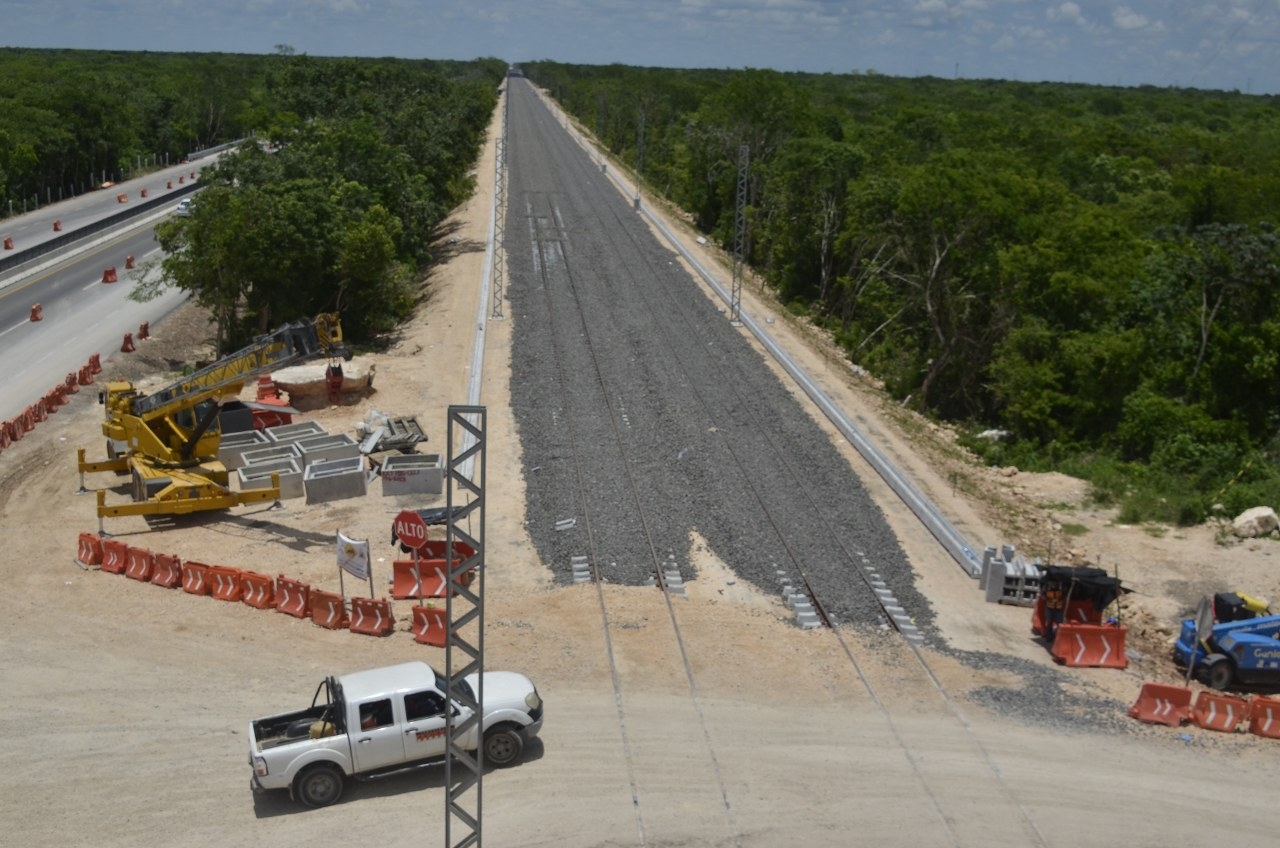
[175,198,192,217]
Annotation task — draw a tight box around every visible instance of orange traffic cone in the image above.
[121,333,135,353]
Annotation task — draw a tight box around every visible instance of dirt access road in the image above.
[1,92,1278,847]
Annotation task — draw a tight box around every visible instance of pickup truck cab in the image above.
[249,661,543,807]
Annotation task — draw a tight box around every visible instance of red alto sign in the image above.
[394,510,429,550]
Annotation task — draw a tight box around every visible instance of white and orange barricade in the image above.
[76,533,103,568]
[411,605,447,647]
[181,560,211,595]
[1191,690,1248,733]
[101,539,129,574]
[1050,622,1128,668]
[240,571,275,609]
[150,553,182,588]
[392,559,449,600]
[1247,695,1280,740]
[275,575,310,618]
[309,590,348,630]
[208,566,243,602]
[124,546,155,582]
[1128,681,1193,726]
[349,597,395,637]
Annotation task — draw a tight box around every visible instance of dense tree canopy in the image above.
[140,53,504,347]
[525,62,1280,523]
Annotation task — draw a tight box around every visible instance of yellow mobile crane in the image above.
[77,314,351,519]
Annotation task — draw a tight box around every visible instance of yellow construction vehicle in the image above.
[78,313,351,519]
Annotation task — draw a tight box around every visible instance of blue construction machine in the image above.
[1173,592,1280,691]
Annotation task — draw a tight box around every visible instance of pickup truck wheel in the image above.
[295,763,344,808]
[483,725,524,768]
[1204,654,1235,691]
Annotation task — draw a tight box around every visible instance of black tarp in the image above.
[1042,565,1130,610]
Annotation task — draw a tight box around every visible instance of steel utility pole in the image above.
[445,405,487,847]
[491,84,509,320]
[730,144,750,325]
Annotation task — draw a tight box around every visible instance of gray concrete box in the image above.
[303,456,367,504]
[296,433,361,466]
[218,430,269,470]
[240,443,302,468]
[263,420,327,445]
[380,453,444,496]
[237,458,304,499]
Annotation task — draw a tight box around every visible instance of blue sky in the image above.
[3,1,1278,94]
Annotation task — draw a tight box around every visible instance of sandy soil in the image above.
[3,96,1279,847]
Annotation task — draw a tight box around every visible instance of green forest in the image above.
[523,62,1280,526]
[0,49,506,350]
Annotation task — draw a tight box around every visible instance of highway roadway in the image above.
[0,214,189,424]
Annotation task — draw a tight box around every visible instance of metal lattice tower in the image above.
[444,405,487,848]
[730,143,750,325]
[633,107,645,209]
[491,85,509,320]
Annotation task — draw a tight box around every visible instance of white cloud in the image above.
[1112,6,1149,30]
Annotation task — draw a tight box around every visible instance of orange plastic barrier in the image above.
[208,566,243,601]
[3,236,13,250]
[411,605,447,647]
[178,175,185,184]
[1191,690,1248,733]
[32,399,47,422]
[124,546,155,582]
[89,353,102,374]
[349,597,395,637]
[64,372,79,393]
[181,560,211,595]
[1128,681,1193,726]
[150,553,182,588]
[1050,623,1128,668]
[78,366,94,386]
[121,332,135,353]
[240,571,276,609]
[101,539,129,574]
[275,575,311,618]
[1247,695,1280,740]
[30,303,42,321]
[392,559,476,599]
[102,266,118,283]
[53,219,61,232]
[125,255,136,270]
[166,180,173,189]
[137,320,149,340]
[76,533,103,567]
[417,539,477,560]
[139,189,148,198]
[116,193,127,203]
[392,559,449,600]
[309,590,349,629]
[1032,594,1101,636]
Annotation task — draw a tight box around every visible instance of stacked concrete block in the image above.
[218,430,269,470]
[379,453,444,496]
[304,455,367,504]
[296,433,361,466]
[240,443,302,468]
[237,458,304,499]
[263,421,327,445]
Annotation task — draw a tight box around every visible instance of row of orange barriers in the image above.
[75,532,473,646]
[1128,680,1280,739]
[0,353,101,456]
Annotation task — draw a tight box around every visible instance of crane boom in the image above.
[78,313,352,520]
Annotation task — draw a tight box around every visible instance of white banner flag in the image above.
[337,531,371,581]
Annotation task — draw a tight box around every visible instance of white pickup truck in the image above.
[248,661,543,807]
